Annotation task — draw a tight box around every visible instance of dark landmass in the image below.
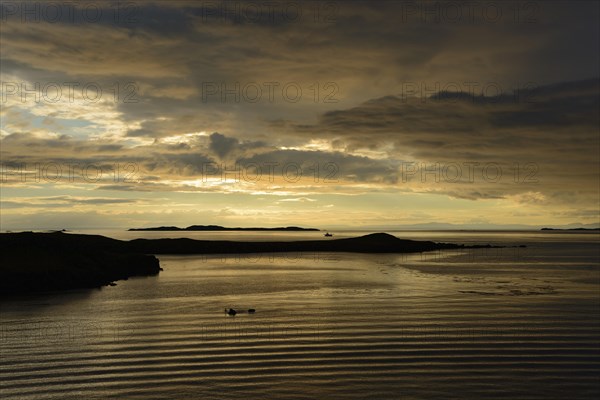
[0,232,508,295]
[0,232,161,295]
[126,232,501,254]
[128,225,319,232]
[541,227,600,231]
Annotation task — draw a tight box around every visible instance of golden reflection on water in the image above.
[1,235,599,399]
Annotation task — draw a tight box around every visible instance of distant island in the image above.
[541,227,600,231]
[0,231,510,295]
[124,232,508,255]
[129,225,320,232]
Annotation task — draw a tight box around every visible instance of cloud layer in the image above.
[1,1,598,228]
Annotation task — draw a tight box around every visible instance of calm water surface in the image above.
[1,231,599,399]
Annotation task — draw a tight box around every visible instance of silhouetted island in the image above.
[0,232,506,295]
[0,232,161,295]
[541,227,600,231]
[125,232,499,254]
[128,225,319,231]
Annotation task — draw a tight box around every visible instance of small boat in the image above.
[324,232,333,237]
[225,308,237,316]
[248,309,256,313]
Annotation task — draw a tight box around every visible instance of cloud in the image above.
[3,1,598,143]
[279,197,317,202]
[0,195,138,210]
[1,1,598,227]
[209,132,239,159]
[277,78,599,199]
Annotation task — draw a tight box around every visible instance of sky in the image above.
[0,0,599,230]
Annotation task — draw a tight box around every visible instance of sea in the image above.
[1,230,599,399]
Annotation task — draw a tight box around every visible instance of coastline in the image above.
[0,231,506,295]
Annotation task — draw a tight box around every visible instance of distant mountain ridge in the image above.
[129,225,320,232]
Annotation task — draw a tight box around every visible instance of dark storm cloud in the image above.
[1,0,598,220]
[237,149,400,184]
[286,78,599,158]
[265,77,599,204]
[0,1,197,34]
[3,1,598,83]
[209,132,238,159]
[205,132,269,160]
[3,0,598,143]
